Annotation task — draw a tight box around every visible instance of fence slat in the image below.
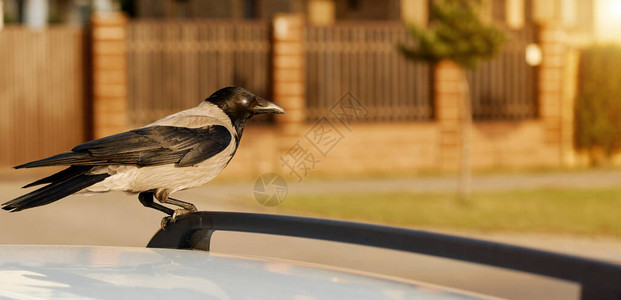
[0,26,85,168]
[126,20,272,126]
[126,21,537,125]
[466,25,538,120]
[305,22,433,122]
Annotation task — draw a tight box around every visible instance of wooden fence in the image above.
[126,20,272,126]
[0,26,86,168]
[306,23,538,122]
[466,25,538,120]
[305,22,433,122]
[126,21,537,124]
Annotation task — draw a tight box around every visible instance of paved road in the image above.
[2,171,621,299]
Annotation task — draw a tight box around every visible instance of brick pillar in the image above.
[400,0,428,27]
[435,60,466,171]
[307,0,335,26]
[0,0,4,31]
[91,12,128,139]
[533,0,561,24]
[273,14,305,138]
[479,0,493,24]
[538,23,567,165]
[506,0,525,29]
[561,48,579,166]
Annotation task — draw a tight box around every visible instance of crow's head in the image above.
[204,87,285,134]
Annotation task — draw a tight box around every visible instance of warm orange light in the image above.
[606,0,621,18]
[596,0,621,43]
[525,44,542,66]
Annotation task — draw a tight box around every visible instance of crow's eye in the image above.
[240,98,249,106]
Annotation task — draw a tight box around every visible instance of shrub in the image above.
[575,45,621,163]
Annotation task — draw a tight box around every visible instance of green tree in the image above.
[399,0,506,200]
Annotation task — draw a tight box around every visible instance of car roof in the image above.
[0,245,490,299]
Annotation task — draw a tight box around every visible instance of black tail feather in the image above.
[3,171,109,212]
[22,166,92,188]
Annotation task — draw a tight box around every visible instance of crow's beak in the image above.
[252,97,285,114]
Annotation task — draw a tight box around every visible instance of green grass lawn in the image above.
[276,188,621,237]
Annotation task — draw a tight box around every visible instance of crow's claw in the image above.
[160,208,192,230]
[161,216,172,230]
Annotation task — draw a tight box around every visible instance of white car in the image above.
[0,245,489,299]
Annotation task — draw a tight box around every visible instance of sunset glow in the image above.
[596,0,621,42]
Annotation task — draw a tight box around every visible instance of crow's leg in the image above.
[138,191,174,216]
[154,189,198,228]
[154,189,198,212]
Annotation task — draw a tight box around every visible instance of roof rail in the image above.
[148,211,621,300]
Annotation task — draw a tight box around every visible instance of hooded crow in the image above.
[3,87,284,223]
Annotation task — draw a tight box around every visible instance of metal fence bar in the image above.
[305,22,433,122]
[148,211,621,300]
[126,20,272,127]
[306,22,537,123]
[466,25,538,120]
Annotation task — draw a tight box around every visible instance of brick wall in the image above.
[91,12,129,139]
[219,119,561,180]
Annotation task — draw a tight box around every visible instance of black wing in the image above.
[15,125,232,168]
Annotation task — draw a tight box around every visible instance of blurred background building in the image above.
[1,0,620,178]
